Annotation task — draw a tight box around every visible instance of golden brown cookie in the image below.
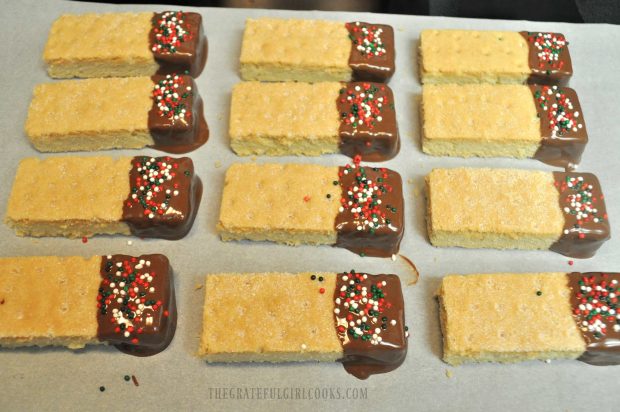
[438,272,620,366]
[426,168,609,258]
[199,271,408,379]
[0,254,175,356]
[44,11,207,78]
[217,161,404,257]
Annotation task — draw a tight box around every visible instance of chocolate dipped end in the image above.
[333,272,408,379]
[96,254,177,357]
[567,272,620,366]
[551,172,610,258]
[150,11,208,77]
[335,164,404,257]
[122,156,203,240]
[336,82,400,161]
[346,22,395,83]
[148,74,209,154]
[529,85,587,169]
[520,31,572,86]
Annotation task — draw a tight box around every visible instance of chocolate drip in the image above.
[96,254,177,357]
[333,272,408,379]
[567,272,620,366]
[122,156,203,240]
[148,74,209,154]
[529,85,587,170]
[149,12,208,78]
[336,82,400,161]
[519,31,572,86]
[346,22,395,83]
[334,165,404,257]
[551,172,610,258]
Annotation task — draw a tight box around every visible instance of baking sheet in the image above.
[1,1,619,411]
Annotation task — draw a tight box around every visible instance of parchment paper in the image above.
[0,1,619,411]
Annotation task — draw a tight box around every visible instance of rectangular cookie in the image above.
[230,81,399,161]
[4,156,202,240]
[438,272,620,366]
[216,160,404,257]
[420,30,572,85]
[44,11,207,78]
[240,18,395,82]
[25,75,208,153]
[0,254,175,356]
[426,168,610,258]
[198,271,408,379]
[422,84,587,168]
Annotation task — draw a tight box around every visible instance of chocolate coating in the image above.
[96,254,176,356]
[148,74,209,154]
[567,272,620,366]
[336,82,400,161]
[334,165,404,257]
[150,12,208,78]
[551,172,610,258]
[346,22,395,83]
[529,85,587,170]
[122,156,203,240]
[333,272,408,379]
[520,31,572,86]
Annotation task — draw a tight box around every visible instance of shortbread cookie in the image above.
[199,271,408,379]
[217,159,404,257]
[420,30,572,85]
[422,84,587,168]
[438,272,620,366]
[426,168,609,258]
[44,11,207,78]
[5,156,202,240]
[0,254,175,356]
[230,82,399,160]
[240,19,395,82]
[25,74,208,153]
